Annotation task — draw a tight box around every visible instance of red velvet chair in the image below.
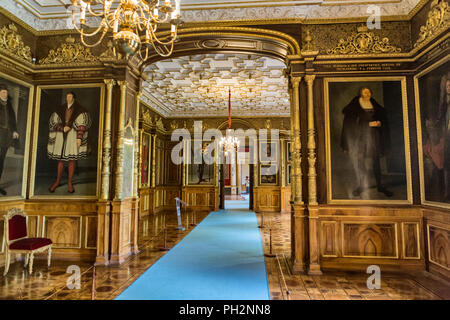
[3,208,52,276]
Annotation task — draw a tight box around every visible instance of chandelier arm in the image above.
[151,41,174,57]
[138,45,150,61]
[148,25,177,46]
[87,4,105,17]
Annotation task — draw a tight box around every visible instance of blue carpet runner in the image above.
[116,205,269,300]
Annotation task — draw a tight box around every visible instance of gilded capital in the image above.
[104,79,116,88]
[305,75,316,86]
[118,80,127,89]
[290,76,301,88]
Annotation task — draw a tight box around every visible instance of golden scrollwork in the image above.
[142,109,154,126]
[0,23,32,62]
[170,120,178,131]
[39,36,99,64]
[327,26,401,55]
[414,0,450,48]
[156,117,165,131]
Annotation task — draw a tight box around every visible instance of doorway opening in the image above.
[221,146,254,210]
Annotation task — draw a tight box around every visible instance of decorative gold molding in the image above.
[327,26,401,55]
[39,36,99,64]
[0,23,32,62]
[414,0,450,48]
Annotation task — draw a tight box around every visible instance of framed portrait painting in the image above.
[0,73,33,200]
[415,56,450,209]
[259,163,278,185]
[31,84,104,198]
[187,141,215,186]
[140,131,151,188]
[324,77,412,204]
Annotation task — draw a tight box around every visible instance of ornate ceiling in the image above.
[5,0,422,31]
[141,53,290,118]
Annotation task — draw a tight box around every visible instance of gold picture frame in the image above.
[186,139,216,187]
[0,71,34,201]
[139,130,152,188]
[30,84,105,199]
[324,76,413,205]
[259,163,278,185]
[414,55,450,210]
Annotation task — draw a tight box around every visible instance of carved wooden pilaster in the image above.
[291,203,308,274]
[291,76,303,204]
[130,92,141,255]
[288,85,295,202]
[133,92,142,199]
[96,78,115,266]
[305,75,318,206]
[100,79,115,200]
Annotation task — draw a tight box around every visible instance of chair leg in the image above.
[3,252,10,276]
[28,252,34,275]
[47,247,52,268]
[24,253,29,268]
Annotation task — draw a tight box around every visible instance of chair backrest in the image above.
[4,208,27,245]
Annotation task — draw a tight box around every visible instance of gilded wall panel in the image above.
[303,22,411,54]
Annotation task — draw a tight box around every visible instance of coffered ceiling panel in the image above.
[142,53,290,118]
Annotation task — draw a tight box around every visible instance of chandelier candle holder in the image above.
[70,0,182,58]
[219,88,240,155]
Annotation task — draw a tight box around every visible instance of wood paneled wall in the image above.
[254,186,281,213]
[182,186,218,212]
[317,206,425,272]
[423,207,450,280]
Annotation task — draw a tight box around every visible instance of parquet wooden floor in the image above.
[0,208,449,300]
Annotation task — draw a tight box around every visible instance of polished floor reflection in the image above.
[0,209,209,300]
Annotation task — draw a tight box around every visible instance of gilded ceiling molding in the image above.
[414,0,450,48]
[0,23,32,62]
[39,35,99,65]
[327,26,401,55]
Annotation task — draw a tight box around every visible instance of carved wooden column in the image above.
[96,79,115,266]
[289,74,307,273]
[110,80,132,264]
[288,85,295,203]
[305,74,322,275]
[130,92,142,255]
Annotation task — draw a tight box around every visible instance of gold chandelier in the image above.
[70,0,182,58]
